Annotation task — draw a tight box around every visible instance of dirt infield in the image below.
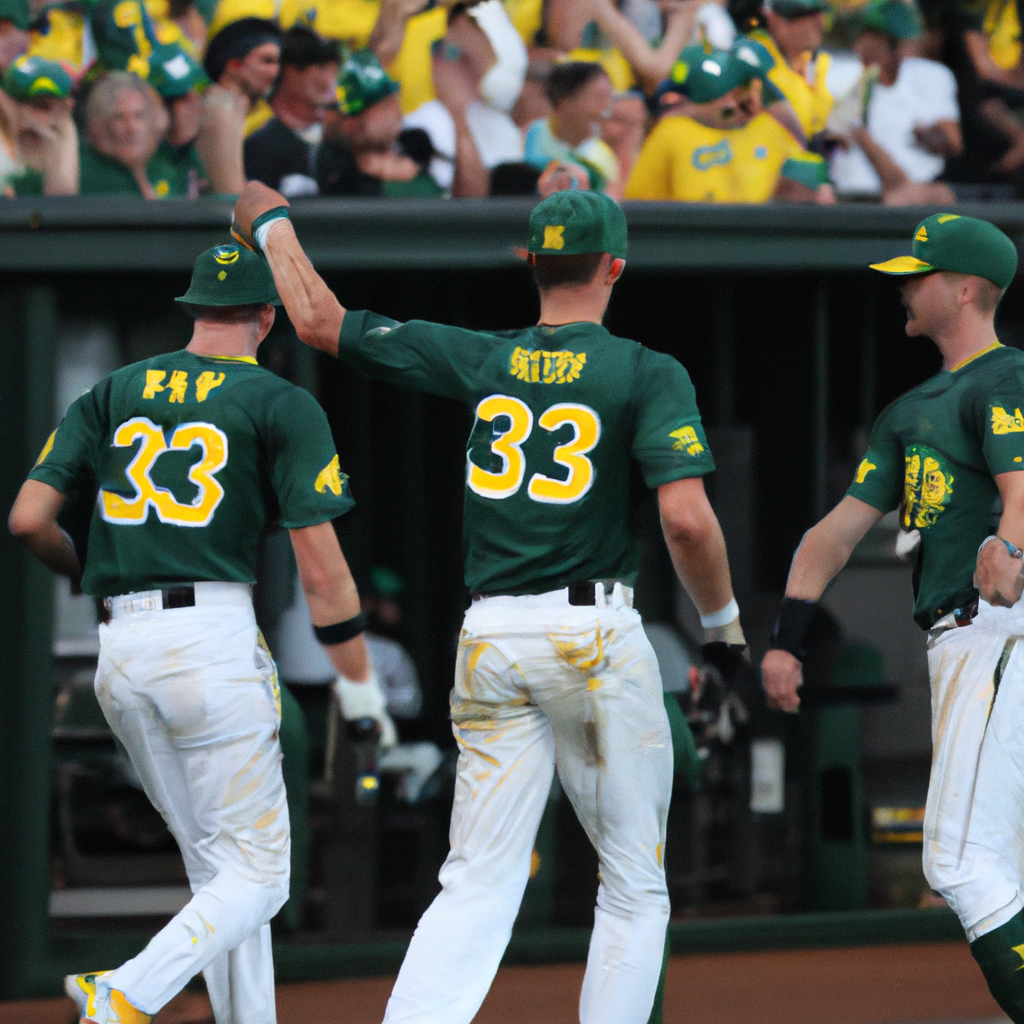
[0,941,1005,1024]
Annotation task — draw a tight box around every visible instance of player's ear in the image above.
[608,257,626,284]
[257,304,276,342]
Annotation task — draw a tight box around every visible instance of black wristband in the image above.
[770,597,816,662]
[314,612,366,645]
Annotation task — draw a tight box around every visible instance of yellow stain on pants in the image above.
[455,734,500,767]
[550,626,606,673]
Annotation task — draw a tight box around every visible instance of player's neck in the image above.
[934,318,999,371]
[537,286,610,327]
[186,323,261,360]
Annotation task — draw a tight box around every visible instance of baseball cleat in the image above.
[64,972,152,1024]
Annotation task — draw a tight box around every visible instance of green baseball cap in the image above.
[661,44,744,104]
[870,214,1018,289]
[176,243,282,307]
[336,48,399,115]
[2,55,73,101]
[730,38,785,103]
[146,42,209,99]
[527,190,627,260]
[765,0,830,17]
[856,0,922,39]
[0,0,30,31]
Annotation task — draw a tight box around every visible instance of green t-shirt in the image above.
[79,140,201,198]
[337,311,715,595]
[846,342,1024,628]
[29,350,353,596]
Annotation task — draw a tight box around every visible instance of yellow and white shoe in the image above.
[64,973,152,1024]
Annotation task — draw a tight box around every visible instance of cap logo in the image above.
[164,53,191,79]
[218,271,227,281]
[213,246,240,265]
[702,59,723,75]
[915,225,928,242]
[735,45,759,67]
[937,214,960,224]
[671,60,689,83]
[29,77,59,95]
[542,225,565,250]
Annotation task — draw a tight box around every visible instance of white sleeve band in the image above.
[254,214,289,251]
[700,598,740,629]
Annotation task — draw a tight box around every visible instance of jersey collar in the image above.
[949,339,1002,373]
[201,354,258,365]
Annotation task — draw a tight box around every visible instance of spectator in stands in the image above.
[80,72,180,197]
[625,43,834,201]
[0,0,29,71]
[203,16,281,137]
[742,0,832,144]
[601,88,649,194]
[827,0,959,204]
[244,25,339,196]
[588,0,736,94]
[0,54,77,194]
[316,48,445,196]
[403,1,526,192]
[524,61,619,192]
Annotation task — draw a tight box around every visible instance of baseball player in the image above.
[761,214,1024,1021]
[8,243,392,1024]
[230,180,745,1024]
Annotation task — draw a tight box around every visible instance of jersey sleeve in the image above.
[265,386,355,528]
[27,386,105,493]
[337,310,496,401]
[631,350,716,486]
[982,370,1024,475]
[845,407,903,513]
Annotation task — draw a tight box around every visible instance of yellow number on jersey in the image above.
[467,395,533,499]
[100,417,229,527]
[528,404,601,504]
[468,395,601,505]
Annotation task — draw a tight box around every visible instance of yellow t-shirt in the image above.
[748,29,832,139]
[624,112,804,203]
[28,8,85,68]
[278,0,381,48]
[387,5,447,114]
[981,0,1022,70]
[207,0,276,39]
[245,97,274,135]
[504,0,543,46]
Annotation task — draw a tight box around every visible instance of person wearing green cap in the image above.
[826,0,962,204]
[625,43,833,202]
[762,212,1024,1023]
[232,177,746,1024]
[0,53,78,195]
[10,239,383,1024]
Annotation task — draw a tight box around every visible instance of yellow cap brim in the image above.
[868,256,934,275]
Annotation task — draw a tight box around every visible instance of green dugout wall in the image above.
[3,199,1021,997]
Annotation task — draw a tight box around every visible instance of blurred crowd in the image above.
[2,0,1024,205]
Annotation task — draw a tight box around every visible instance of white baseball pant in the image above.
[383,585,673,1024]
[925,598,1024,941]
[92,582,290,1023]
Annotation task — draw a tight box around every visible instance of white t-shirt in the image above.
[404,99,524,190]
[828,56,959,196]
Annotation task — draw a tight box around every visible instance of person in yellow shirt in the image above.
[744,0,832,142]
[625,42,833,202]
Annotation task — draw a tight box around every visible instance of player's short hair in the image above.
[178,303,267,323]
[544,62,608,107]
[530,252,605,290]
[279,26,339,71]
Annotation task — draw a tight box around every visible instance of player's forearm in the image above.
[9,480,81,583]
[450,112,490,198]
[592,0,689,91]
[262,221,345,356]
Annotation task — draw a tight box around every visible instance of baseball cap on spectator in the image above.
[870,214,1018,289]
[2,54,73,100]
[147,42,208,99]
[203,17,281,83]
[336,48,399,115]
[730,38,785,103]
[0,0,29,31]
[656,45,744,107]
[763,0,830,18]
[855,0,922,39]
[527,189,627,260]
[90,0,159,72]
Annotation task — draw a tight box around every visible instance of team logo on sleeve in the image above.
[901,445,953,530]
[854,457,877,483]
[991,406,1024,434]
[35,429,56,466]
[670,426,704,456]
[314,455,346,496]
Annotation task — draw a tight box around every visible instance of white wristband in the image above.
[700,598,740,629]
[254,214,288,251]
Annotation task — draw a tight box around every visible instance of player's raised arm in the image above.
[232,181,345,356]
[762,495,884,712]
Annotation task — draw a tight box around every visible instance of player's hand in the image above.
[975,537,1024,608]
[761,648,803,713]
[231,180,290,250]
[334,672,398,749]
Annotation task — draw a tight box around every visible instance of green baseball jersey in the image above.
[846,342,1024,629]
[337,311,715,595]
[29,350,353,597]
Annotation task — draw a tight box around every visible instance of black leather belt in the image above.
[567,581,598,606]
[162,585,196,608]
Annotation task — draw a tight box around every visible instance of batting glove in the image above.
[334,671,398,750]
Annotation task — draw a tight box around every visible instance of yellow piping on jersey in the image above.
[202,354,258,364]
[951,340,1002,373]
